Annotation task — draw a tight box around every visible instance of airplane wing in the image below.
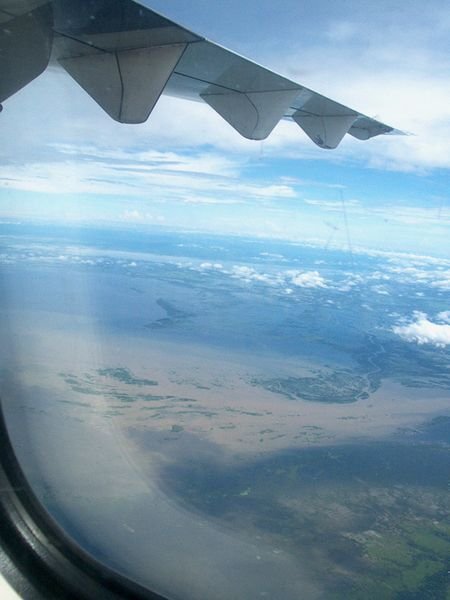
[0,0,403,149]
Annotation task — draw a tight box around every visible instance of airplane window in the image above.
[1,1,449,599]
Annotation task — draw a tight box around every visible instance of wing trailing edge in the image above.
[201,89,301,141]
[0,0,403,148]
[59,43,187,124]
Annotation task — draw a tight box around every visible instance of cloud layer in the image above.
[0,0,449,257]
[393,312,450,347]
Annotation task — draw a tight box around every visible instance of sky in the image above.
[0,0,449,255]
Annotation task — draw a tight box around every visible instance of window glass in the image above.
[1,1,449,599]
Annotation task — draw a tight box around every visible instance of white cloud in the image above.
[181,196,239,205]
[199,262,223,270]
[437,311,450,323]
[230,265,273,283]
[122,210,165,223]
[371,285,390,296]
[260,4,450,174]
[304,199,360,210]
[123,210,142,221]
[193,262,329,291]
[430,276,450,291]
[260,252,283,258]
[0,149,296,207]
[368,272,391,281]
[287,270,327,288]
[3,18,450,181]
[384,263,450,291]
[393,311,450,347]
[325,20,359,43]
[0,2,449,250]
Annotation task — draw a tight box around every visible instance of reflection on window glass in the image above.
[1,1,449,599]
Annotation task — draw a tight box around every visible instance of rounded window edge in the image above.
[0,400,168,600]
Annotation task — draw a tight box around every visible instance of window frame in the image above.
[0,403,167,600]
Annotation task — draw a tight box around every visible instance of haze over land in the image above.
[0,1,448,597]
[1,223,449,599]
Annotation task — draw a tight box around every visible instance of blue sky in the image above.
[0,0,449,255]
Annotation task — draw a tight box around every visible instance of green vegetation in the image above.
[59,369,157,403]
[156,298,192,319]
[253,370,370,403]
[352,521,450,598]
[58,399,91,408]
[162,441,450,599]
[58,369,204,419]
[145,298,193,329]
[355,336,450,392]
[97,367,157,386]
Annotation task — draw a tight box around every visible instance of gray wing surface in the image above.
[0,0,402,149]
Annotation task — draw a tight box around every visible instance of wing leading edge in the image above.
[0,0,402,149]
